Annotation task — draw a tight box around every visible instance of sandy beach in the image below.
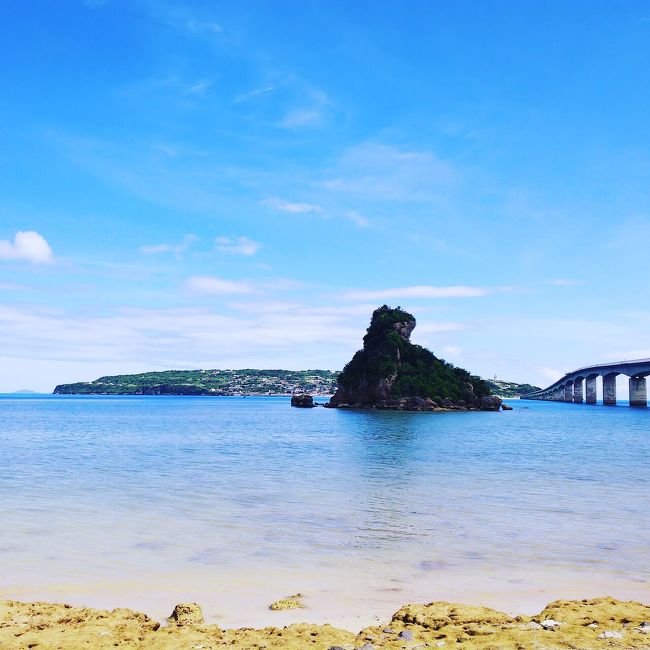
[2,595,650,649]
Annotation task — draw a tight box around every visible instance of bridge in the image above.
[521,358,650,407]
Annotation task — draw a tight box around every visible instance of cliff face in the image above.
[329,305,499,411]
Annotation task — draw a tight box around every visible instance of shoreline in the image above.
[3,595,650,648]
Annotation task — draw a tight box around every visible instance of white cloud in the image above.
[341,285,489,301]
[264,197,323,214]
[0,231,54,264]
[186,276,253,294]
[139,234,197,255]
[345,210,370,228]
[215,236,261,256]
[441,345,463,355]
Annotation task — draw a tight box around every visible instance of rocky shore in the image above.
[2,596,650,649]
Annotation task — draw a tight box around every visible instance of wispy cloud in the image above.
[185,276,253,295]
[234,86,276,103]
[215,236,261,256]
[185,18,222,34]
[345,210,370,228]
[0,231,54,265]
[547,278,584,286]
[341,285,489,301]
[536,366,565,383]
[279,89,329,129]
[185,79,213,96]
[264,197,323,214]
[139,234,197,256]
[323,142,456,202]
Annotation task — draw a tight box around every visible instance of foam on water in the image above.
[0,395,648,628]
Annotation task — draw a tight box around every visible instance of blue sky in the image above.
[1,0,650,392]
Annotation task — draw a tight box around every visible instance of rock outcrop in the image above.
[3,596,650,648]
[291,394,316,408]
[329,305,500,411]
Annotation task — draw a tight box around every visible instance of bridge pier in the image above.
[573,378,584,403]
[629,376,647,407]
[564,382,573,402]
[603,374,617,406]
[585,375,597,404]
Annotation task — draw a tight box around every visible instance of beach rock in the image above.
[501,403,513,410]
[397,629,414,640]
[521,621,542,630]
[635,621,650,633]
[599,629,625,639]
[168,602,204,626]
[290,394,315,408]
[540,619,562,629]
[390,601,513,629]
[269,596,305,611]
[382,627,395,634]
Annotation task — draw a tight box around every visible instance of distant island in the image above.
[485,378,541,399]
[53,369,339,396]
[328,305,535,411]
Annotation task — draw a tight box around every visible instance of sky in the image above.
[1,0,650,393]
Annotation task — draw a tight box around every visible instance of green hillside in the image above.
[54,369,338,396]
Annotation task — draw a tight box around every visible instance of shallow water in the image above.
[1,395,649,629]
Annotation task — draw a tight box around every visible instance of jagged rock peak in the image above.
[363,305,416,346]
[329,305,498,411]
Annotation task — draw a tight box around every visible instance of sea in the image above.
[1,395,648,629]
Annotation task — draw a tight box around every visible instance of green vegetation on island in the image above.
[54,369,339,396]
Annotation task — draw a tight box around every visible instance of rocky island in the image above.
[329,305,501,411]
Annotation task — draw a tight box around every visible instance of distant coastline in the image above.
[52,368,538,399]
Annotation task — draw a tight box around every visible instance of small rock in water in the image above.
[540,619,561,630]
[398,630,414,641]
[268,596,305,611]
[598,630,625,639]
[290,394,316,408]
[168,603,204,626]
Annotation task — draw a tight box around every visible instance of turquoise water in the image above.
[1,395,649,627]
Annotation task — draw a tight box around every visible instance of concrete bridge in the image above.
[522,359,650,407]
